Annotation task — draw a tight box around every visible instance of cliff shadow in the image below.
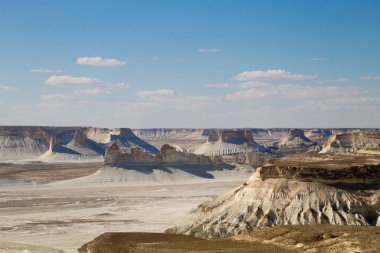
[110,162,235,179]
[163,163,235,179]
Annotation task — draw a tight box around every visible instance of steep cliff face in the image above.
[104,143,157,167]
[159,144,222,165]
[207,129,254,143]
[104,143,223,167]
[305,129,332,142]
[255,164,380,186]
[194,129,267,156]
[277,129,315,148]
[0,126,157,161]
[320,131,380,154]
[133,129,208,150]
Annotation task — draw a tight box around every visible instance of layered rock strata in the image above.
[104,143,223,167]
[320,130,380,154]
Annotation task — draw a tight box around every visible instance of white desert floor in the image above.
[0,165,251,253]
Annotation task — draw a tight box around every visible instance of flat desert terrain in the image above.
[0,162,247,253]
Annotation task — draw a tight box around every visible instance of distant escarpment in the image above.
[0,126,157,161]
[320,130,380,154]
[273,129,320,154]
[171,155,380,238]
[194,129,268,156]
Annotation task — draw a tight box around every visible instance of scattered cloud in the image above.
[44,75,102,86]
[30,68,65,73]
[40,82,130,102]
[235,69,317,81]
[76,56,126,67]
[198,48,220,53]
[309,57,324,61]
[292,97,380,111]
[360,75,380,80]
[0,85,17,93]
[205,83,233,88]
[137,89,219,108]
[138,89,177,101]
[226,84,363,100]
[205,81,270,89]
[40,93,76,101]
[226,89,268,100]
[152,56,159,61]
[336,77,348,82]
[238,81,271,89]
[0,86,15,93]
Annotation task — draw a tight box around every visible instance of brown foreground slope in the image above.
[79,226,380,253]
[78,232,290,253]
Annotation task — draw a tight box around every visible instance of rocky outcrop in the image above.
[71,129,87,146]
[255,163,380,187]
[278,129,314,148]
[194,129,267,156]
[305,129,332,141]
[104,143,158,167]
[0,126,157,161]
[159,144,222,165]
[171,155,380,238]
[320,130,380,154]
[104,143,223,167]
[207,129,254,143]
[172,176,377,238]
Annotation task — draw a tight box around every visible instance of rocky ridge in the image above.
[320,130,380,154]
[104,143,223,167]
[171,155,380,238]
[0,126,157,161]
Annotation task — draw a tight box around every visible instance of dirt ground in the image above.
[79,225,380,253]
[0,162,102,183]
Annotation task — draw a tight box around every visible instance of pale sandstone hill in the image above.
[0,126,158,162]
[194,129,268,156]
[277,129,315,148]
[320,130,380,154]
[171,164,379,238]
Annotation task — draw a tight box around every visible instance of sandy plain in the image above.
[0,162,248,253]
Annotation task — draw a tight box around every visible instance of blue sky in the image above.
[0,0,379,128]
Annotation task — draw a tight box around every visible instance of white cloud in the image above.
[30,68,65,73]
[235,69,317,81]
[205,83,233,88]
[111,82,131,90]
[152,56,159,61]
[0,85,17,93]
[238,81,271,89]
[226,89,268,100]
[360,75,380,80]
[40,93,76,101]
[40,82,130,102]
[292,97,380,111]
[226,84,363,100]
[138,89,177,101]
[205,81,270,89]
[309,57,324,61]
[198,48,220,53]
[336,77,348,82]
[76,56,126,67]
[44,75,102,86]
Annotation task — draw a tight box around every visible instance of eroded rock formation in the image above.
[171,155,380,238]
[0,126,157,161]
[320,130,380,154]
[104,143,223,167]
